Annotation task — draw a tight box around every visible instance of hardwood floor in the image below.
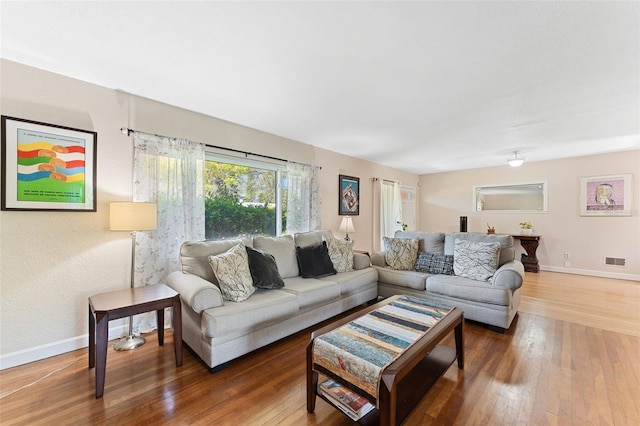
[1,271,638,425]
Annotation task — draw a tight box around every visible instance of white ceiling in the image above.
[1,1,638,174]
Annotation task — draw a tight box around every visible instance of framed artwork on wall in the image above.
[339,174,359,216]
[579,173,632,216]
[1,116,97,211]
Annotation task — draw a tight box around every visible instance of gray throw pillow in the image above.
[296,241,337,278]
[245,246,285,289]
[453,239,500,281]
[414,252,454,275]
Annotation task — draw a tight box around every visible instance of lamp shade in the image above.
[110,202,157,231]
[338,216,355,234]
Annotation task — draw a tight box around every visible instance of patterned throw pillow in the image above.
[414,252,454,275]
[453,239,500,281]
[326,237,354,273]
[208,243,255,302]
[383,237,419,270]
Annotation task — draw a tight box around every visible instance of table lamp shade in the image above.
[338,216,355,234]
[110,202,157,231]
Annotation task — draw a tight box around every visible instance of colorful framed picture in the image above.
[339,174,359,216]
[1,116,97,211]
[579,174,632,216]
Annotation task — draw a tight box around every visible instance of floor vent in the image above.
[604,257,626,267]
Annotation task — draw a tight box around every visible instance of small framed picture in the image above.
[1,116,97,211]
[579,174,632,216]
[339,174,359,216]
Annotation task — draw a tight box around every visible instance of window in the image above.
[204,152,288,239]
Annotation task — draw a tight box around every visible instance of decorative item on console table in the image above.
[487,223,495,234]
[519,221,533,235]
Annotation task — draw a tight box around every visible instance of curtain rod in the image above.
[120,127,319,169]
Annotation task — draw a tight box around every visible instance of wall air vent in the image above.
[604,257,626,267]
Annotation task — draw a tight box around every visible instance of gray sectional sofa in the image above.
[166,230,378,371]
[371,231,525,332]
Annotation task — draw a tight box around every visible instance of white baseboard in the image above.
[0,324,127,371]
[540,265,640,281]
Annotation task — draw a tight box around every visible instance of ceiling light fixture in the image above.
[507,151,525,167]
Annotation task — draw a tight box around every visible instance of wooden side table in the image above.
[512,234,541,273]
[88,284,182,398]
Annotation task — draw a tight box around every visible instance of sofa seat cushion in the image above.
[426,275,512,306]
[280,276,341,309]
[320,268,377,295]
[374,266,429,291]
[201,289,298,338]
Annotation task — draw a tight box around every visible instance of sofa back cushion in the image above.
[180,237,253,285]
[394,231,445,254]
[294,229,334,248]
[253,234,299,278]
[444,232,515,266]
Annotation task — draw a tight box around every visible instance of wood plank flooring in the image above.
[1,271,638,425]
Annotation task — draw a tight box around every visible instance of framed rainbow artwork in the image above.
[1,116,97,211]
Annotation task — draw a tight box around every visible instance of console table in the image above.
[512,234,541,273]
[88,284,182,398]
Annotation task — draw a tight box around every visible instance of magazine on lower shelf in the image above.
[318,378,374,421]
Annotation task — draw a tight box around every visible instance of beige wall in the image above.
[0,60,417,368]
[419,151,640,279]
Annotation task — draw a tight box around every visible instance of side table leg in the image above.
[173,296,182,367]
[88,305,95,369]
[95,313,109,398]
[157,308,165,346]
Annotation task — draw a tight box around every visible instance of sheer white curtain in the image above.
[381,180,402,246]
[285,162,322,234]
[132,131,205,332]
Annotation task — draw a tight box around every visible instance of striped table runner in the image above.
[312,295,453,403]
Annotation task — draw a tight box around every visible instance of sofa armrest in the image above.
[491,261,525,291]
[353,252,371,270]
[166,271,223,314]
[370,252,387,267]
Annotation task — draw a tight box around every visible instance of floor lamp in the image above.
[109,202,157,351]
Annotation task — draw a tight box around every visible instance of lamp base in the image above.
[113,334,146,351]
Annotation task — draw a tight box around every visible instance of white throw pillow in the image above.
[383,237,419,270]
[326,236,354,273]
[453,239,500,281]
[208,243,255,302]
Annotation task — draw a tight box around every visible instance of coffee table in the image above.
[307,295,464,425]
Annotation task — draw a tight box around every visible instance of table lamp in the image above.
[109,202,157,351]
[338,216,355,241]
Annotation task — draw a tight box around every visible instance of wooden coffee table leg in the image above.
[306,341,317,412]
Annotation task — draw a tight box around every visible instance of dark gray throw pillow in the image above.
[296,241,337,278]
[245,246,285,289]
[414,252,454,275]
